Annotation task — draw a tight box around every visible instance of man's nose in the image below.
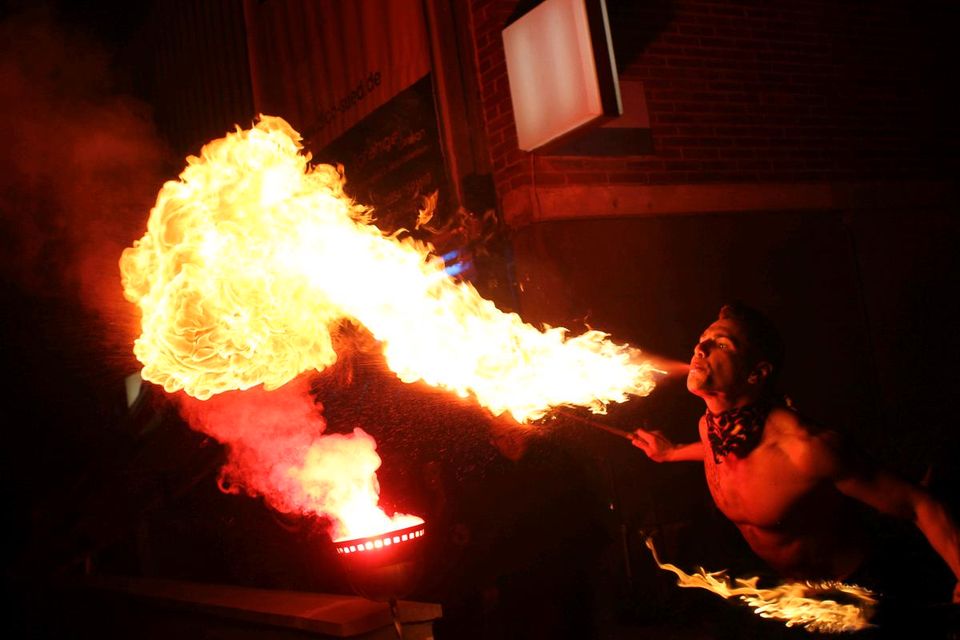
[694,339,711,357]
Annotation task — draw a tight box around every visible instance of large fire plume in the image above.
[119,115,659,540]
[119,115,659,424]
[645,537,877,633]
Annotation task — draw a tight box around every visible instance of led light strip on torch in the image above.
[335,522,426,556]
[333,521,428,614]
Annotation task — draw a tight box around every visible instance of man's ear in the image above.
[748,361,773,385]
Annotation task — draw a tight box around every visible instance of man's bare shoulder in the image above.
[766,406,844,477]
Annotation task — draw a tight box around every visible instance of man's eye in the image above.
[718,343,728,350]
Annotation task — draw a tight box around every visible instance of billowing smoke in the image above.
[0,5,170,361]
[175,374,415,540]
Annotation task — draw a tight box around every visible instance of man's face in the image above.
[686,317,755,398]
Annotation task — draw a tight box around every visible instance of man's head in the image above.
[687,302,784,403]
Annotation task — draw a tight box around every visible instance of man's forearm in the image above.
[667,441,705,462]
[837,469,960,595]
[915,493,960,581]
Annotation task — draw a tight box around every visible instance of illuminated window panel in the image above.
[502,0,619,151]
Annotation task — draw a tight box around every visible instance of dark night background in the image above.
[2,1,959,638]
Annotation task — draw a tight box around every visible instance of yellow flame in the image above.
[644,537,877,633]
[415,189,438,229]
[120,115,659,422]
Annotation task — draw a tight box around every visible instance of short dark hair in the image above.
[718,302,785,386]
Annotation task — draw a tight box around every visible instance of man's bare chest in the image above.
[705,449,817,528]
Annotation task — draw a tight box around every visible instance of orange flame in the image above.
[644,537,877,633]
[119,115,659,423]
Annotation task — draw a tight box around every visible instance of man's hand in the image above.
[631,428,676,462]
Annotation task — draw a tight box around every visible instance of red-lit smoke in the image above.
[0,7,169,358]
[176,375,420,540]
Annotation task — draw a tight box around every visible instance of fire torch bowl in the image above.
[333,522,427,602]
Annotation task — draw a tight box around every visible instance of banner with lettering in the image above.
[316,75,448,235]
[243,0,431,150]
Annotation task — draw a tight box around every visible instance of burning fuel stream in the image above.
[119,115,660,540]
[644,536,877,633]
[120,115,658,423]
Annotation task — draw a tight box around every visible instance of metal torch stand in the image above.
[386,597,443,640]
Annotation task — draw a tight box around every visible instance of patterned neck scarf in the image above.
[705,401,773,463]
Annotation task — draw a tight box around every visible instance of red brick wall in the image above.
[468,0,956,197]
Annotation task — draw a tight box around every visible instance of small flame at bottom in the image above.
[644,537,877,633]
[175,376,422,541]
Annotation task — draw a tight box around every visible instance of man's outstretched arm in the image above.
[796,423,960,603]
[631,427,705,462]
[835,465,960,603]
